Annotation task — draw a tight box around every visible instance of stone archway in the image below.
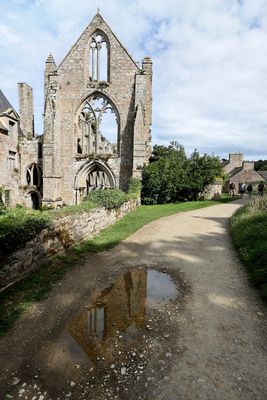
[75,160,116,204]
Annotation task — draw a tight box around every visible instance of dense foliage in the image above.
[142,142,223,204]
[231,197,267,301]
[0,209,51,256]
[85,188,131,209]
[127,177,142,197]
[254,159,267,171]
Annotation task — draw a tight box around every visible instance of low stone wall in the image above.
[0,199,140,290]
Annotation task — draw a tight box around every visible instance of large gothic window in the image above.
[77,94,118,156]
[89,31,108,82]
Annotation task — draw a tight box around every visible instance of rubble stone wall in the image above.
[0,198,139,290]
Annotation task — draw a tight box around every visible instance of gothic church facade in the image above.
[0,12,152,208]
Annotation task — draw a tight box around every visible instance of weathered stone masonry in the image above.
[0,12,152,210]
[43,12,152,207]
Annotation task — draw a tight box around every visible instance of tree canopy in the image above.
[254,160,267,171]
[141,142,223,204]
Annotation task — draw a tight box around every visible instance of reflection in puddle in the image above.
[68,269,178,363]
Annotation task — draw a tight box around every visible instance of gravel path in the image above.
[0,200,266,400]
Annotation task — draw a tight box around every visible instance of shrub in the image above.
[0,209,51,256]
[127,177,141,196]
[85,188,129,209]
[0,204,7,215]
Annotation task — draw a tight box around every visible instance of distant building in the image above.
[222,153,265,192]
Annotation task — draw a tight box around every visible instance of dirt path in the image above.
[0,200,266,400]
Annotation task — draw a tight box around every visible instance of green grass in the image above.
[0,196,232,336]
[230,197,267,302]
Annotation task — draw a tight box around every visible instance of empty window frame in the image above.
[26,163,42,186]
[8,151,16,170]
[78,94,118,156]
[89,32,109,82]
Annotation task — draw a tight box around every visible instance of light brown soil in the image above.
[0,200,266,400]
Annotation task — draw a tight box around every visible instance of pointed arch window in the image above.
[77,94,119,156]
[89,31,109,82]
[26,163,42,187]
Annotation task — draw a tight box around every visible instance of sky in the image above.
[0,0,267,160]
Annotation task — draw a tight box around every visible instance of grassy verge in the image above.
[73,198,231,253]
[0,197,232,336]
[230,197,267,302]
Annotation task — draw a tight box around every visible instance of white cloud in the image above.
[0,0,266,159]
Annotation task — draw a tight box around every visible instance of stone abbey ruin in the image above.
[0,12,152,208]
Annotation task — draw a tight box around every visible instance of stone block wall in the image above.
[0,198,140,291]
[18,83,34,138]
[203,184,222,200]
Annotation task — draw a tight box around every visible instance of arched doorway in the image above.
[86,165,113,193]
[75,161,116,204]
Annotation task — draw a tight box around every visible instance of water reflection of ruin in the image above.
[68,270,147,362]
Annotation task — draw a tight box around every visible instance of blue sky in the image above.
[1,0,267,160]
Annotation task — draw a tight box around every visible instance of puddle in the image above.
[67,269,178,363]
[35,267,188,399]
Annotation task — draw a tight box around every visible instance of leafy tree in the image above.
[142,142,187,204]
[142,143,223,204]
[255,160,267,171]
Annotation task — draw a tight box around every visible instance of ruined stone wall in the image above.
[18,83,34,138]
[202,184,222,200]
[0,198,140,290]
[18,137,42,207]
[43,13,152,206]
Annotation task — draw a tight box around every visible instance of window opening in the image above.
[4,190,10,206]
[8,121,15,137]
[8,151,16,170]
[89,32,108,82]
[38,142,43,159]
[26,163,41,187]
[78,94,118,156]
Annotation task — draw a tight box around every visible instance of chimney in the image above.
[18,83,34,138]
[242,161,254,171]
[229,153,243,168]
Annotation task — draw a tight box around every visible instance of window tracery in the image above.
[89,31,108,82]
[26,163,42,187]
[77,94,118,156]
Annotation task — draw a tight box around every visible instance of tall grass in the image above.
[231,196,267,301]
